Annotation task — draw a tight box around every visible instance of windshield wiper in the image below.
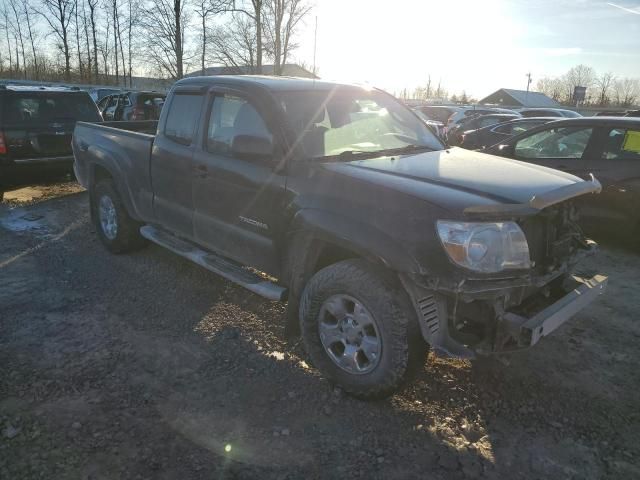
[313,144,434,162]
[378,144,435,156]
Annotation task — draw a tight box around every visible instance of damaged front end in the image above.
[402,177,608,358]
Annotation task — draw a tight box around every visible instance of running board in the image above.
[140,225,288,301]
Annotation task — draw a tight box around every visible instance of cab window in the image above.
[164,94,204,145]
[206,95,272,156]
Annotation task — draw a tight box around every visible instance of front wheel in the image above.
[299,259,427,399]
[92,179,147,253]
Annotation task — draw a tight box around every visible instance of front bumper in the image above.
[508,274,607,348]
[402,273,608,358]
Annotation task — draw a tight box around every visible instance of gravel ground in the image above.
[1,183,639,480]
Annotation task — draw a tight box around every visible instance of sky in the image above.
[293,0,640,98]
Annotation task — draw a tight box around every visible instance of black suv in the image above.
[0,85,102,199]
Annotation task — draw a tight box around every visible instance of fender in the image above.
[280,208,424,339]
[287,208,423,275]
[87,147,141,221]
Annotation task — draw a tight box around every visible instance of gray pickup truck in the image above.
[73,76,607,398]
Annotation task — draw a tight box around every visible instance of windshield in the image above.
[277,89,444,159]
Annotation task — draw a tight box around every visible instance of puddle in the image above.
[0,208,49,234]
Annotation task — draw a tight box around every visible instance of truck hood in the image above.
[323,147,598,216]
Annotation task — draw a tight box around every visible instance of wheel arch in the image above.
[281,209,422,338]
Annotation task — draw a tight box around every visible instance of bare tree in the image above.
[140,0,188,79]
[81,0,93,82]
[88,0,99,81]
[110,0,119,85]
[194,0,225,74]
[115,1,127,85]
[8,0,27,78]
[1,5,15,76]
[73,0,84,79]
[263,0,310,74]
[595,72,615,106]
[99,7,112,81]
[226,0,264,72]
[207,14,256,70]
[613,78,640,107]
[536,77,564,102]
[35,0,75,81]
[563,64,595,103]
[126,0,140,87]
[23,0,40,79]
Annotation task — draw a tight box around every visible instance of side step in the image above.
[140,225,288,301]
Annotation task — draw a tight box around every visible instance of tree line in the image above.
[404,67,639,108]
[536,65,640,107]
[0,0,312,86]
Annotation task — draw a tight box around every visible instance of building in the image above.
[186,64,317,78]
[479,88,560,108]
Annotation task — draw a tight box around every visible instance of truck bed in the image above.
[72,120,158,221]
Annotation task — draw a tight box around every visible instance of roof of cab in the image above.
[175,75,369,92]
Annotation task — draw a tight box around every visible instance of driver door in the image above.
[191,89,287,276]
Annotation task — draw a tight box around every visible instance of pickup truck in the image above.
[0,85,102,200]
[73,76,607,398]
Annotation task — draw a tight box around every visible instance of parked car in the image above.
[459,117,557,150]
[448,113,521,146]
[519,108,582,118]
[414,105,462,124]
[99,91,166,121]
[486,117,640,237]
[0,85,102,200]
[412,109,446,138]
[73,76,606,398]
[446,106,520,136]
[594,109,640,118]
[88,87,121,103]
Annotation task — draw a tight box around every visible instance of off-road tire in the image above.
[300,259,428,399]
[92,179,147,253]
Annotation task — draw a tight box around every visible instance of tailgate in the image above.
[4,121,75,159]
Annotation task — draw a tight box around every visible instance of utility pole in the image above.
[525,72,532,92]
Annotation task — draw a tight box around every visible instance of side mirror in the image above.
[231,134,274,160]
[497,144,515,156]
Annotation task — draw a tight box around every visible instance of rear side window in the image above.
[164,94,203,145]
[2,93,101,123]
[515,127,593,159]
[603,128,640,161]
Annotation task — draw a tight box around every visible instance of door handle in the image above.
[78,141,89,152]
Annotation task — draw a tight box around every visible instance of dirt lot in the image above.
[1,182,639,480]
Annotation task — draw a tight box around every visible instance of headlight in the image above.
[436,221,531,273]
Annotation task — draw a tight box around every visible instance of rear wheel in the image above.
[300,259,427,399]
[92,179,147,253]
